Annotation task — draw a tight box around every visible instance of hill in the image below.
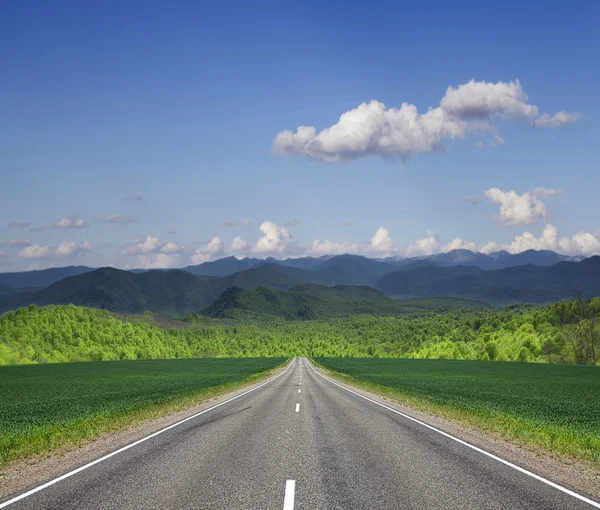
[183,256,261,276]
[202,283,488,320]
[311,254,398,285]
[376,256,600,305]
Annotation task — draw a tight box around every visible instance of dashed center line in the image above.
[283,480,296,510]
[298,389,301,394]
[295,403,300,413]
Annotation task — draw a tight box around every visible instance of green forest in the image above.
[1,298,599,365]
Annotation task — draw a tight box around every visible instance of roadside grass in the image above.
[0,358,286,467]
[313,358,600,465]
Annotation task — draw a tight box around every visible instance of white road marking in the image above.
[283,479,296,510]
[295,403,300,413]
[299,382,301,386]
[298,389,301,394]
[305,359,600,509]
[0,359,296,509]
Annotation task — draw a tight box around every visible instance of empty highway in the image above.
[1,358,598,510]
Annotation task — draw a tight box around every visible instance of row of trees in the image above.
[1,299,599,365]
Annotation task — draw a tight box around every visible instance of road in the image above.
[2,358,598,509]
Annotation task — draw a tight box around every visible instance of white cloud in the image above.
[56,239,92,258]
[224,218,252,227]
[440,79,538,120]
[484,188,547,226]
[125,193,143,201]
[136,253,181,269]
[191,237,224,264]
[532,187,562,198]
[475,141,485,148]
[504,224,559,253]
[160,242,183,254]
[311,239,354,256]
[19,244,50,259]
[230,236,249,255]
[0,250,7,259]
[273,100,466,162]
[369,226,394,256]
[254,221,293,254]
[124,236,163,255]
[273,79,580,162]
[54,215,87,229]
[559,231,600,257]
[7,239,31,247]
[532,111,583,128]
[405,230,440,257]
[96,213,137,224]
[441,238,478,252]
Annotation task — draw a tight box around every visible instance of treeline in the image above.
[1,299,599,365]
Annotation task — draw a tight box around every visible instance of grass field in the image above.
[314,358,600,463]
[0,357,286,466]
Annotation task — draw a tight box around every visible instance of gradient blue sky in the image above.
[1,0,599,270]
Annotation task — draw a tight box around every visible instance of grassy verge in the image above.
[313,358,600,465]
[0,358,287,466]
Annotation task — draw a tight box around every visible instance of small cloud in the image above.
[464,196,484,205]
[0,250,7,259]
[532,187,562,199]
[341,220,354,227]
[475,141,485,148]
[6,239,31,247]
[56,239,92,258]
[95,213,138,224]
[230,236,249,256]
[285,218,300,227]
[484,188,547,226]
[19,244,50,259]
[54,215,87,229]
[160,242,183,254]
[8,221,31,229]
[532,111,583,128]
[192,237,224,264]
[223,218,252,227]
[29,227,44,232]
[167,230,176,235]
[125,193,143,202]
[124,236,163,255]
[490,134,505,147]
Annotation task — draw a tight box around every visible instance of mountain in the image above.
[0,263,318,316]
[0,266,94,289]
[385,249,577,271]
[311,254,398,285]
[376,256,600,305]
[202,283,488,320]
[183,256,261,276]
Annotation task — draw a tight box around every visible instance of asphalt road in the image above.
[2,358,598,510]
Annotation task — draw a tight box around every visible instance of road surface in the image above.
[2,358,598,509]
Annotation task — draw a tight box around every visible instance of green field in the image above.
[315,358,600,463]
[0,358,285,466]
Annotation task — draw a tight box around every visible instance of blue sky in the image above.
[1,0,599,270]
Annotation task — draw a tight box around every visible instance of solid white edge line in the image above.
[304,359,600,509]
[0,359,296,509]
[283,479,296,510]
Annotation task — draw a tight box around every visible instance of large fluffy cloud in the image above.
[123,236,184,268]
[124,236,163,255]
[254,221,293,254]
[439,79,537,119]
[310,226,397,257]
[484,188,547,226]
[272,79,572,162]
[532,111,582,128]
